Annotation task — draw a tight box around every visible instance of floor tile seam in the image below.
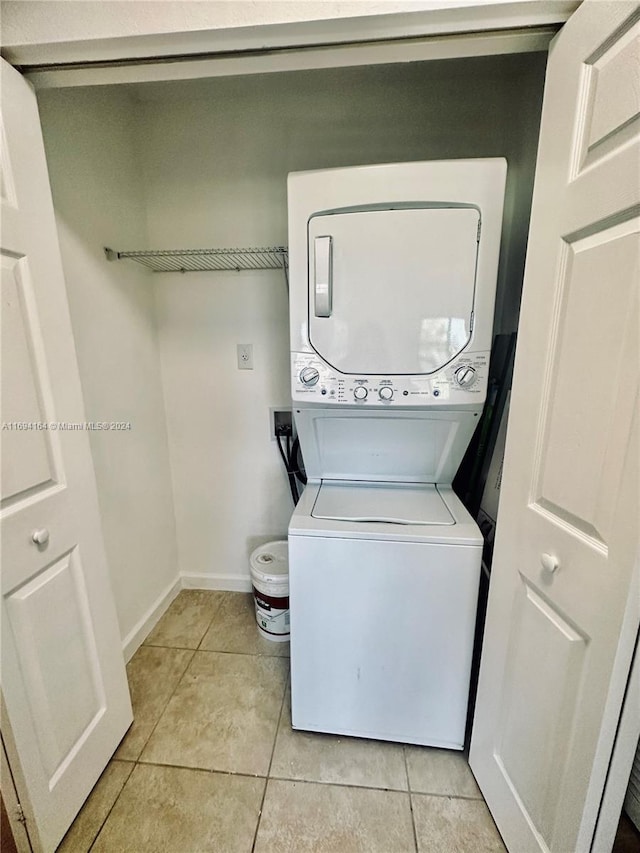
[133,756,412,794]
[143,640,201,651]
[141,589,229,651]
[402,744,412,793]
[403,746,420,853]
[262,775,413,796]
[145,641,289,659]
[194,647,289,659]
[195,591,233,651]
[134,647,197,762]
[409,790,487,802]
[133,758,268,783]
[130,755,484,802]
[266,772,410,793]
[251,672,290,852]
[247,777,484,801]
[456,789,507,848]
[85,758,136,853]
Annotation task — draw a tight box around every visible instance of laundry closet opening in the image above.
[35,50,548,650]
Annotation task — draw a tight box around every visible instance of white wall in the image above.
[38,87,180,648]
[138,52,546,586]
[154,273,291,589]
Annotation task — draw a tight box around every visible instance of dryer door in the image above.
[308,206,479,375]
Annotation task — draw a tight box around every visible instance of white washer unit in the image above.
[288,160,507,748]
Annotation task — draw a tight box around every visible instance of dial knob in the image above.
[379,386,393,401]
[455,366,477,388]
[353,386,368,400]
[300,367,320,386]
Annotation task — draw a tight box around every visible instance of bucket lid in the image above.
[250,540,288,582]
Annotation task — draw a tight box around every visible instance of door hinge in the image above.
[15,803,27,825]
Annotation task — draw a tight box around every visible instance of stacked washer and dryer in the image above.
[287,160,507,749]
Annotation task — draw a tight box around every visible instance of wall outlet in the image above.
[237,343,253,370]
[273,409,293,438]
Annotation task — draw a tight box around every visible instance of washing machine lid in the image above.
[311,481,455,525]
[308,205,480,376]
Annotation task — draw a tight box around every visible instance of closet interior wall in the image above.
[37,87,180,651]
[36,51,547,609]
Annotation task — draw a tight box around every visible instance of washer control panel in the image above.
[291,351,489,405]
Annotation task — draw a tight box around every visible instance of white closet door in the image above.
[470,2,640,852]
[0,59,132,852]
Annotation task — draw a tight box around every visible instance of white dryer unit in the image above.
[288,159,507,748]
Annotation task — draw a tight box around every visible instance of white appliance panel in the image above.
[290,483,482,545]
[289,532,481,747]
[294,407,479,482]
[312,481,455,525]
[288,160,507,364]
[308,207,479,375]
[291,350,490,406]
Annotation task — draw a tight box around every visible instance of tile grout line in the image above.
[104,754,489,801]
[145,640,288,659]
[133,756,474,798]
[401,790,484,802]
[85,759,135,853]
[84,596,229,853]
[142,589,227,653]
[404,746,420,853]
[83,596,278,852]
[265,772,411,795]
[131,593,232,764]
[130,647,197,766]
[133,759,268,781]
[195,591,230,651]
[82,595,220,853]
[251,667,290,853]
[86,631,200,852]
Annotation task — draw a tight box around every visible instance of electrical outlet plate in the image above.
[274,409,293,436]
[237,343,253,370]
[269,407,293,441]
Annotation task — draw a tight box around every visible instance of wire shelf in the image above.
[104,246,288,275]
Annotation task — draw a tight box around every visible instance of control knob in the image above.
[353,386,368,400]
[455,366,477,389]
[379,386,393,401]
[300,367,320,386]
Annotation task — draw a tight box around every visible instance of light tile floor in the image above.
[58,590,506,852]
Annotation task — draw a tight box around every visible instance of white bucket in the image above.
[250,540,289,642]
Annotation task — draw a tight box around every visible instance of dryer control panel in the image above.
[291,351,489,406]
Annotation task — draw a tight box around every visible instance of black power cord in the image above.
[275,427,306,505]
[276,432,298,504]
[291,435,307,487]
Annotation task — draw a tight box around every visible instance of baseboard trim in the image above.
[121,575,253,660]
[181,573,252,593]
[121,577,182,662]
